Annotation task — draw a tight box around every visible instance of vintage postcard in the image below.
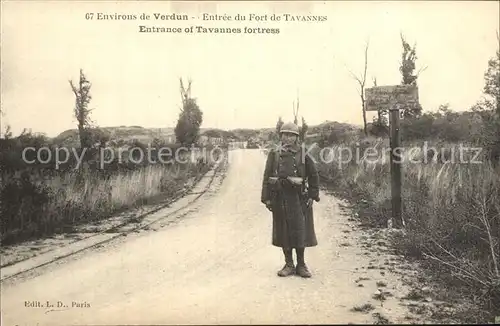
[1,0,499,325]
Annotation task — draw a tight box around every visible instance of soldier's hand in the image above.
[306,198,314,207]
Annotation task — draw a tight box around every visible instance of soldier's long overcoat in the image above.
[261,143,320,248]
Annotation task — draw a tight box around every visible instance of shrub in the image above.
[315,134,500,318]
[0,132,222,245]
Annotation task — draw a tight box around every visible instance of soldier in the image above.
[261,122,320,278]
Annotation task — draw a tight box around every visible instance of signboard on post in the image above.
[364,84,420,229]
[365,85,419,112]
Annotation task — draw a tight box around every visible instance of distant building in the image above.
[228,141,246,149]
[197,135,224,146]
[166,135,176,143]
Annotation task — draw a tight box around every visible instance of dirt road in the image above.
[1,149,429,325]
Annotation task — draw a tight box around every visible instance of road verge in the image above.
[0,156,228,282]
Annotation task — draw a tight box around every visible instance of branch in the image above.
[345,64,363,87]
[335,52,361,86]
[416,65,428,77]
[476,195,500,279]
[422,252,489,287]
[179,77,186,104]
[427,237,489,285]
[69,80,78,97]
[361,38,370,88]
[187,78,192,98]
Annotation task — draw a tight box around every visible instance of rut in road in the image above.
[1,149,424,325]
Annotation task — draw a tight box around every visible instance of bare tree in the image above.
[300,116,309,143]
[275,116,284,134]
[292,92,309,142]
[69,69,94,148]
[370,77,387,125]
[345,39,370,136]
[270,116,284,143]
[292,91,300,125]
[372,77,382,123]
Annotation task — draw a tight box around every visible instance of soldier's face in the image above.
[281,133,297,144]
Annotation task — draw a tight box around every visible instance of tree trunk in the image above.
[78,125,85,149]
[78,73,86,149]
[361,94,367,136]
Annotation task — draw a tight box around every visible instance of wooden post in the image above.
[389,105,404,228]
[365,84,417,230]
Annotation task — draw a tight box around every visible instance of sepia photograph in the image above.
[1,0,499,325]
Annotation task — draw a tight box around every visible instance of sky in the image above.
[1,1,499,137]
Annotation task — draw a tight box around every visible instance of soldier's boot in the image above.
[277,248,295,277]
[295,248,312,278]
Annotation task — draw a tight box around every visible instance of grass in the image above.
[351,303,375,313]
[312,137,500,322]
[372,312,392,324]
[1,145,222,246]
